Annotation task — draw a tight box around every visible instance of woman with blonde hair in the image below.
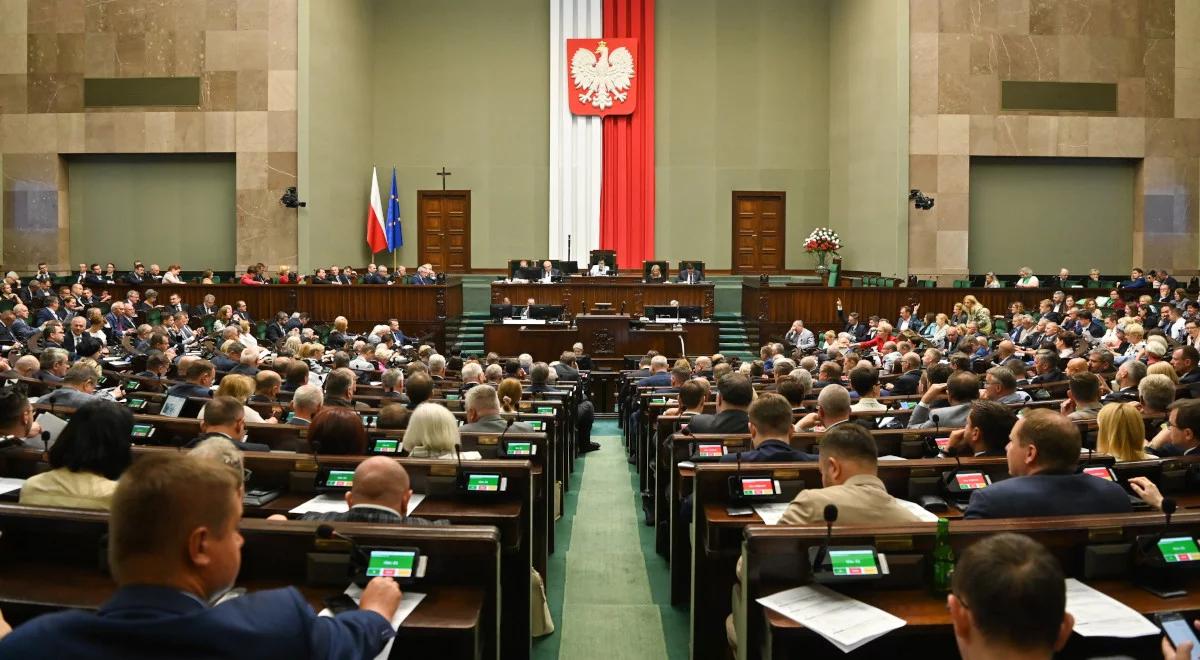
[402,402,461,458]
[1147,360,1179,385]
[238,319,258,349]
[298,343,325,360]
[328,316,350,350]
[199,374,271,423]
[961,295,992,334]
[1096,402,1147,462]
[282,335,302,355]
[497,378,523,413]
[1120,324,1146,363]
[950,302,967,326]
[277,265,294,284]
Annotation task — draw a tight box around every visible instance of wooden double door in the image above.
[418,190,471,273]
[731,191,786,274]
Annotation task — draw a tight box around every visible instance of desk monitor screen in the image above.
[127,397,146,410]
[527,305,562,321]
[465,473,506,492]
[1083,466,1117,481]
[951,472,990,491]
[696,443,726,457]
[371,438,401,454]
[527,420,544,431]
[739,477,780,497]
[677,306,703,320]
[1159,537,1200,563]
[504,441,535,456]
[325,470,354,488]
[490,304,513,321]
[934,438,950,452]
[365,549,416,578]
[160,395,186,418]
[829,548,881,576]
[645,305,682,320]
[131,423,155,438]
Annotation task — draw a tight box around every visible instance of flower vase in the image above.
[814,252,830,278]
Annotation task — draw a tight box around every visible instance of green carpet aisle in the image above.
[533,421,688,660]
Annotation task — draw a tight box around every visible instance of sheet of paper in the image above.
[878,455,906,461]
[406,493,425,516]
[33,412,67,448]
[1065,578,1160,638]
[0,477,24,495]
[895,498,940,523]
[288,493,348,515]
[319,584,426,660]
[753,502,790,526]
[757,584,906,653]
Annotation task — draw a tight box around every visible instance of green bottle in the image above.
[932,517,955,594]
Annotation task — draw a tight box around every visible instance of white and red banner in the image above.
[366,166,387,254]
[550,0,654,269]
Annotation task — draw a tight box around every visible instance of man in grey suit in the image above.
[965,409,1132,519]
[458,385,534,434]
[287,384,322,426]
[907,371,978,429]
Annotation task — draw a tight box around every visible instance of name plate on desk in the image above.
[502,319,546,325]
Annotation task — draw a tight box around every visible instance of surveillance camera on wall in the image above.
[909,189,934,210]
[280,187,307,208]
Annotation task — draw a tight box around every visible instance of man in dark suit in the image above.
[388,318,416,346]
[33,296,61,327]
[185,397,270,452]
[328,265,351,285]
[964,409,1132,519]
[1147,399,1200,458]
[536,260,560,283]
[63,316,89,355]
[890,353,922,395]
[33,261,54,283]
[361,263,387,284]
[166,360,216,400]
[1121,267,1149,289]
[1101,359,1143,403]
[719,393,815,462]
[686,373,753,434]
[1029,350,1063,385]
[943,400,1014,457]
[265,312,289,344]
[309,268,331,285]
[834,299,868,341]
[1172,346,1200,385]
[636,355,672,388]
[677,262,704,284]
[1049,267,1072,290]
[165,293,189,315]
[123,262,147,285]
[287,456,447,526]
[210,343,242,373]
[553,350,582,384]
[83,263,108,287]
[0,451,402,659]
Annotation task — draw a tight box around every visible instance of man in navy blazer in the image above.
[964,409,1132,519]
[0,452,401,659]
[719,393,816,462]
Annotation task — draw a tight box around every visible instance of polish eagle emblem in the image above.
[568,39,637,116]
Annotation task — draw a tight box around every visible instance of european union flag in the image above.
[386,167,403,251]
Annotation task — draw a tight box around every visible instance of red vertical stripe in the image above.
[601,0,655,270]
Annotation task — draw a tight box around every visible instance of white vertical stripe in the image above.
[549,0,603,264]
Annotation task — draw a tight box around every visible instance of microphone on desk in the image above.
[1163,498,1177,530]
[931,413,940,439]
[811,504,839,571]
[315,523,354,545]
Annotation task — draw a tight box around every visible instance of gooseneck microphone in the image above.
[811,504,839,571]
[315,523,353,544]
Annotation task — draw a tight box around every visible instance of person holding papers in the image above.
[948,533,1074,659]
[0,453,403,659]
[727,424,921,653]
[964,409,1132,519]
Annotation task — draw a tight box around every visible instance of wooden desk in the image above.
[742,515,1200,660]
[119,281,463,343]
[0,505,497,659]
[491,281,714,318]
[483,317,719,368]
[741,280,1067,345]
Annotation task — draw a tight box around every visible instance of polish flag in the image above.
[366,166,388,254]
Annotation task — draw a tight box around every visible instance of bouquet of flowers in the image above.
[804,227,842,255]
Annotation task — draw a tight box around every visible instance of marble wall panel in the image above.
[910,0,1200,275]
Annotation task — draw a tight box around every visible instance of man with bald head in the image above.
[1064,357,1088,377]
[284,457,447,526]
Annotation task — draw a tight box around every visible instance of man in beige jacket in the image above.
[727,424,924,650]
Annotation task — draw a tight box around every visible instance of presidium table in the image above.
[486,279,719,367]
